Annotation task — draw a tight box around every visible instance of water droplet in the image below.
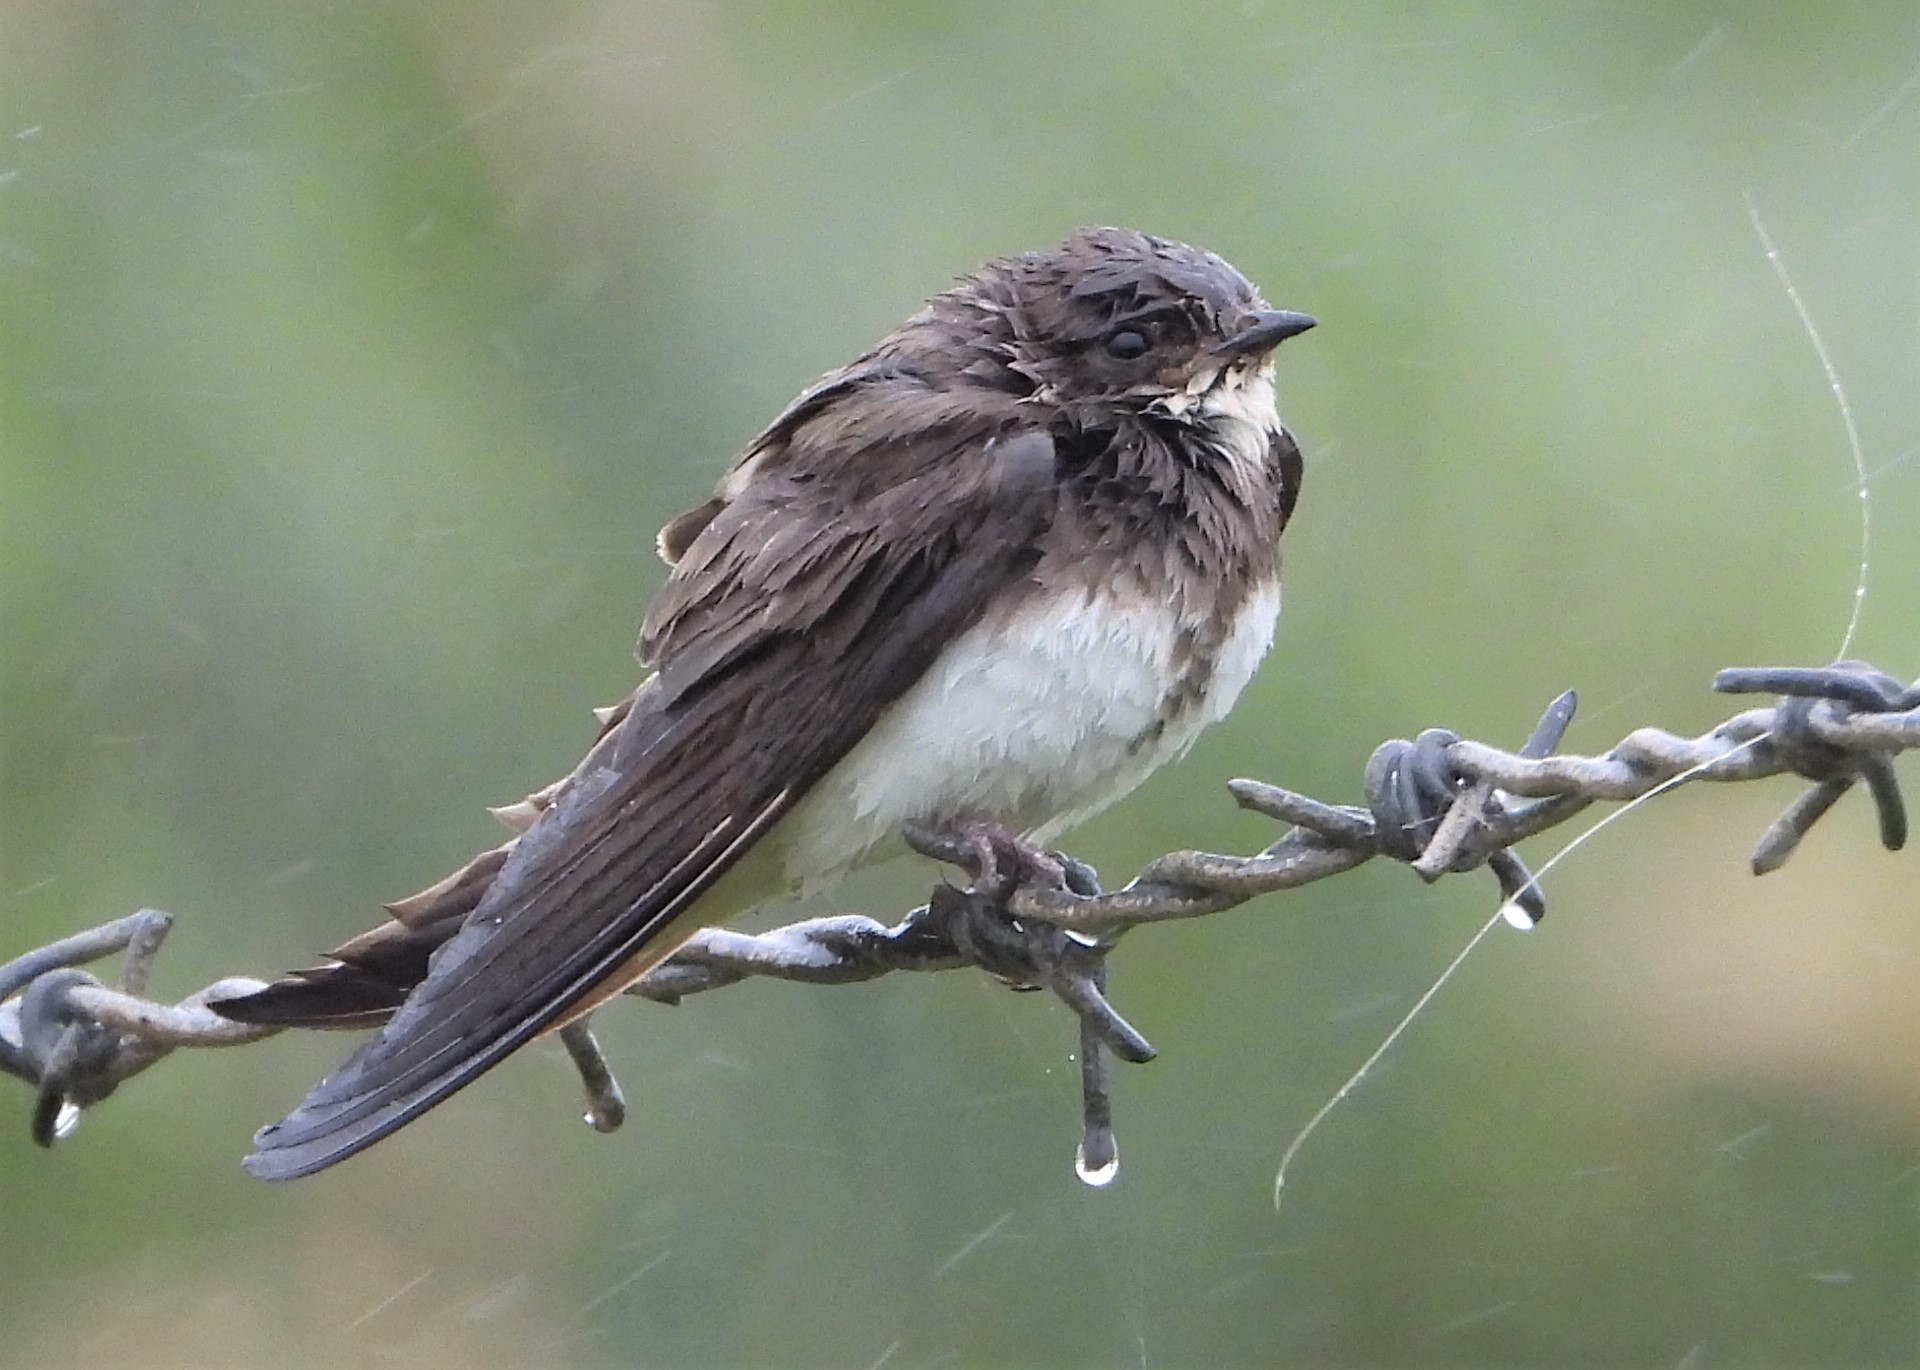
[1499,901,1536,931]
[53,1100,82,1140]
[1074,1142,1119,1188]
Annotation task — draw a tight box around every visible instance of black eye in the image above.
[1103,328,1150,360]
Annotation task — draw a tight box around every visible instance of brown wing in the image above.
[238,381,1057,1180]
[1270,426,1303,533]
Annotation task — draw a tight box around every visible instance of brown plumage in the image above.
[215,227,1314,1179]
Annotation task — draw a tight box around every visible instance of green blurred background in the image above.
[4,3,1919,1366]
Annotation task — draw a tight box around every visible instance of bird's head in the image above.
[904,226,1314,423]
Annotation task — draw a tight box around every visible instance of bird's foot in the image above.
[902,818,1107,989]
[901,818,1098,905]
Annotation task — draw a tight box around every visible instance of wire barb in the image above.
[559,1020,626,1133]
[1714,661,1913,871]
[0,910,277,1146]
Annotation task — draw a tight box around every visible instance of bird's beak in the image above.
[1214,309,1318,356]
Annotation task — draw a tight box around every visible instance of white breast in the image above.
[773,578,1280,892]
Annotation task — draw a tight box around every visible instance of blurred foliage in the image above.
[4,2,1920,1366]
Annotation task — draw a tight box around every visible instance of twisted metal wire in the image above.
[1004,661,1914,932]
[4,660,1913,1180]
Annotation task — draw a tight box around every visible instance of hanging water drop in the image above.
[1074,1140,1119,1188]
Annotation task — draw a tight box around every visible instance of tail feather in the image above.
[211,848,503,1030]
[210,919,450,1030]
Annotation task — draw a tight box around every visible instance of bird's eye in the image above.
[1103,328,1150,360]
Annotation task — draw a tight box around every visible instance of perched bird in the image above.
[215,226,1316,1180]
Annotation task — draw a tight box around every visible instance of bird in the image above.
[214,226,1317,1180]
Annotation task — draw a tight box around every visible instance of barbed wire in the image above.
[4,659,1913,1181]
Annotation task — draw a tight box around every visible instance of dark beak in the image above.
[1215,308,1318,356]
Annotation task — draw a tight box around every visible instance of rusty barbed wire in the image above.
[4,659,1913,1180]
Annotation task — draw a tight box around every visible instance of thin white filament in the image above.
[1743,191,1871,660]
[1272,900,1506,1208]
